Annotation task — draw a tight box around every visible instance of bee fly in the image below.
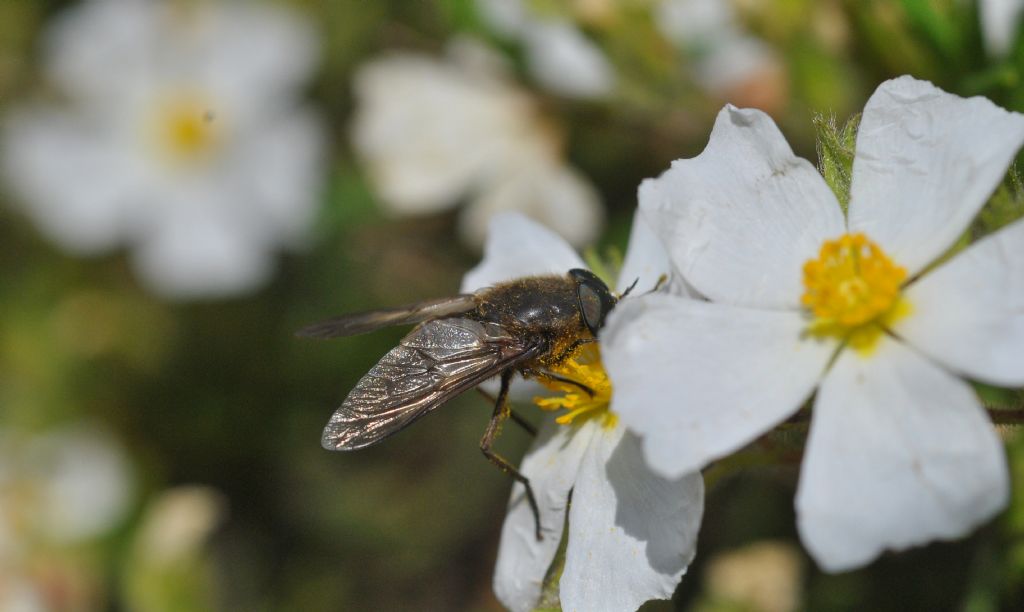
[298,269,632,540]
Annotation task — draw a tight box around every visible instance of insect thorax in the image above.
[476,276,585,334]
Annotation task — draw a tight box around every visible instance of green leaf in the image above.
[813,112,861,213]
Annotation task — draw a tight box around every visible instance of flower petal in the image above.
[616,209,691,297]
[560,422,704,611]
[459,160,603,250]
[461,212,586,292]
[44,0,158,106]
[1,109,146,253]
[475,0,530,37]
[493,419,595,612]
[522,21,615,99]
[133,199,272,299]
[979,0,1024,56]
[640,105,844,309]
[602,294,835,478]
[200,1,319,114]
[847,76,1024,276]
[350,52,535,215]
[33,424,134,543]
[796,337,1008,572]
[895,218,1024,386]
[229,107,325,247]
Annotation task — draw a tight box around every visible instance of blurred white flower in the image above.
[980,0,1024,55]
[656,0,784,104]
[351,40,603,249]
[0,576,47,612]
[459,158,602,250]
[0,423,134,559]
[475,0,615,99]
[603,76,1024,571]
[463,213,703,612]
[134,486,225,565]
[0,0,325,299]
[699,541,803,612]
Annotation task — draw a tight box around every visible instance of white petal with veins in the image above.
[847,76,1024,276]
[895,218,1024,387]
[797,337,1008,572]
[561,423,703,611]
[493,420,595,612]
[640,105,845,309]
[603,293,836,478]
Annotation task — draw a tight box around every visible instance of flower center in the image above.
[801,233,909,351]
[532,344,616,428]
[149,92,220,163]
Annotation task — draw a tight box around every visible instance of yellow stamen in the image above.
[801,233,911,354]
[149,92,220,163]
[532,344,616,428]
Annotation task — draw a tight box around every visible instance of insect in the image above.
[298,269,628,540]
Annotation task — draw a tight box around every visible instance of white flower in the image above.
[351,39,603,249]
[0,0,324,299]
[0,423,134,560]
[655,0,782,100]
[980,0,1024,55]
[0,424,135,611]
[602,76,1024,572]
[134,486,226,565]
[475,0,615,99]
[0,576,46,612]
[463,213,703,612]
[701,541,803,612]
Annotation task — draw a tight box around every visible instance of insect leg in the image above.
[521,367,595,398]
[476,387,537,436]
[480,369,543,541]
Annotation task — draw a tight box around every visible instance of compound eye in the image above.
[578,282,604,333]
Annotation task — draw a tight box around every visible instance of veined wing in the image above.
[297,295,477,339]
[322,317,540,450]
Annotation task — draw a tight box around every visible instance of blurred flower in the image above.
[351,39,603,249]
[0,0,324,299]
[475,0,615,99]
[980,0,1024,56]
[697,541,803,612]
[463,213,703,612]
[134,486,225,565]
[603,76,1024,571]
[123,486,226,612]
[656,0,786,111]
[0,423,134,610]
[0,423,133,556]
[0,576,46,612]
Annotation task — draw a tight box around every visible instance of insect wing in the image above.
[322,317,539,450]
[297,295,477,339]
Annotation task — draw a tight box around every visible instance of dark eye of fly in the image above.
[578,283,604,333]
[569,269,616,334]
